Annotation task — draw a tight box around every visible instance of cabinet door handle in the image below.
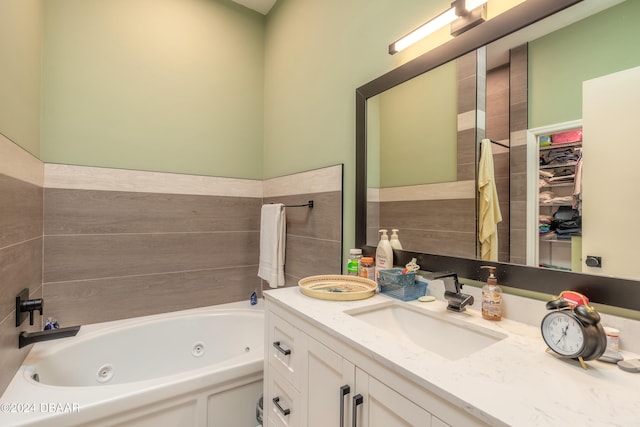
[272,396,291,416]
[340,385,350,427]
[272,341,291,356]
[352,394,363,427]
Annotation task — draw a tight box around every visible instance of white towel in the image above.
[478,139,503,261]
[258,204,286,288]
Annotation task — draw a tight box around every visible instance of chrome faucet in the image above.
[434,272,474,312]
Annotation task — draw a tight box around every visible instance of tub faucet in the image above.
[19,325,81,349]
[434,272,474,312]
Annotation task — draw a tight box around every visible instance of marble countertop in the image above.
[264,285,640,427]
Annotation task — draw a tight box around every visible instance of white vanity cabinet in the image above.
[264,299,483,427]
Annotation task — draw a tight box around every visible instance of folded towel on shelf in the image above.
[258,204,286,288]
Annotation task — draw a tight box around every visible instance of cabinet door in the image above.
[305,336,356,427]
[355,369,432,427]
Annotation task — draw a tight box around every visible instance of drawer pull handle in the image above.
[273,397,291,416]
[352,394,363,427]
[273,341,291,356]
[340,385,350,427]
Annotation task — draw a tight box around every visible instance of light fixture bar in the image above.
[465,0,488,11]
[388,0,489,55]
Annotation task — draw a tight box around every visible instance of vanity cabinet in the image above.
[264,299,485,427]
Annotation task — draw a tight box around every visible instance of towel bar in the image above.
[281,200,314,208]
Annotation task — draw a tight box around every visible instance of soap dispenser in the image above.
[390,229,403,250]
[375,229,393,279]
[481,266,502,321]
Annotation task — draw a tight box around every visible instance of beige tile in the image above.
[44,189,261,235]
[510,100,528,132]
[263,164,342,198]
[0,174,43,249]
[44,163,262,198]
[378,181,474,202]
[0,239,42,321]
[264,191,341,241]
[510,200,527,225]
[457,110,478,132]
[510,171,527,201]
[401,229,477,258]
[457,51,478,81]
[0,287,42,396]
[457,75,478,114]
[509,228,527,260]
[283,235,341,281]
[380,199,476,233]
[43,232,259,283]
[43,267,261,325]
[0,134,43,186]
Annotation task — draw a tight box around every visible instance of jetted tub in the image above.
[0,300,264,427]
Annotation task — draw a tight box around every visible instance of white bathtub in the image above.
[0,301,264,427]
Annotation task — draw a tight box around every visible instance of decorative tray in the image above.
[298,275,378,301]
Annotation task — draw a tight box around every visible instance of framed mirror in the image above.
[355,0,640,311]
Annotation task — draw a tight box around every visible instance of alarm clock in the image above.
[541,291,607,369]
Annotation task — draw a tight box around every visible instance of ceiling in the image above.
[231,0,278,15]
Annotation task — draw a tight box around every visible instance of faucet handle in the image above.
[23,299,44,325]
[16,288,43,327]
[440,274,462,294]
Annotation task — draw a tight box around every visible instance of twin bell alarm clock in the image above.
[541,290,607,369]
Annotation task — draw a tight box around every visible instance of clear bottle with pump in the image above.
[375,229,393,279]
[481,266,502,321]
[390,229,403,250]
[346,249,362,276]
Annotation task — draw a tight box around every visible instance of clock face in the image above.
[541,311,585,357]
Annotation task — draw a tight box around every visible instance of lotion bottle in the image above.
[375,229,393,279]
[390,229,403,250]
[481,266,502,321]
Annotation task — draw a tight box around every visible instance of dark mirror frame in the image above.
[355,0,640,312]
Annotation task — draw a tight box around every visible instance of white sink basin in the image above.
[345,301,507,360]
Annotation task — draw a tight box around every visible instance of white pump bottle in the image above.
[390,229,403,250]
[375,229,393,279]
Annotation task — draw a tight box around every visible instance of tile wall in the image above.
[0,135,43,393]
[263,165,343,285]
[0,146,343,394]
[486,62,512,262]
[508,44,529,265]
[42,164,264,325]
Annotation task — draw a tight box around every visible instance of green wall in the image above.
[0,0,42,156]
[378,61,457,188]
[529,0,640,128]
[263,0,456,258]
[367,62,458,189]
[40,0,265,179]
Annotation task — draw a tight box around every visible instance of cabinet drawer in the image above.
[267,311,302,388]
[266,369,303,427]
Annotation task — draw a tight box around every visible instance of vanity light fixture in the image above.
[388,0,488,55]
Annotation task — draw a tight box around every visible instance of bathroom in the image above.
[2,0,640,425]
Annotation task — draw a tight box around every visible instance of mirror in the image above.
[356,0,640,311]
